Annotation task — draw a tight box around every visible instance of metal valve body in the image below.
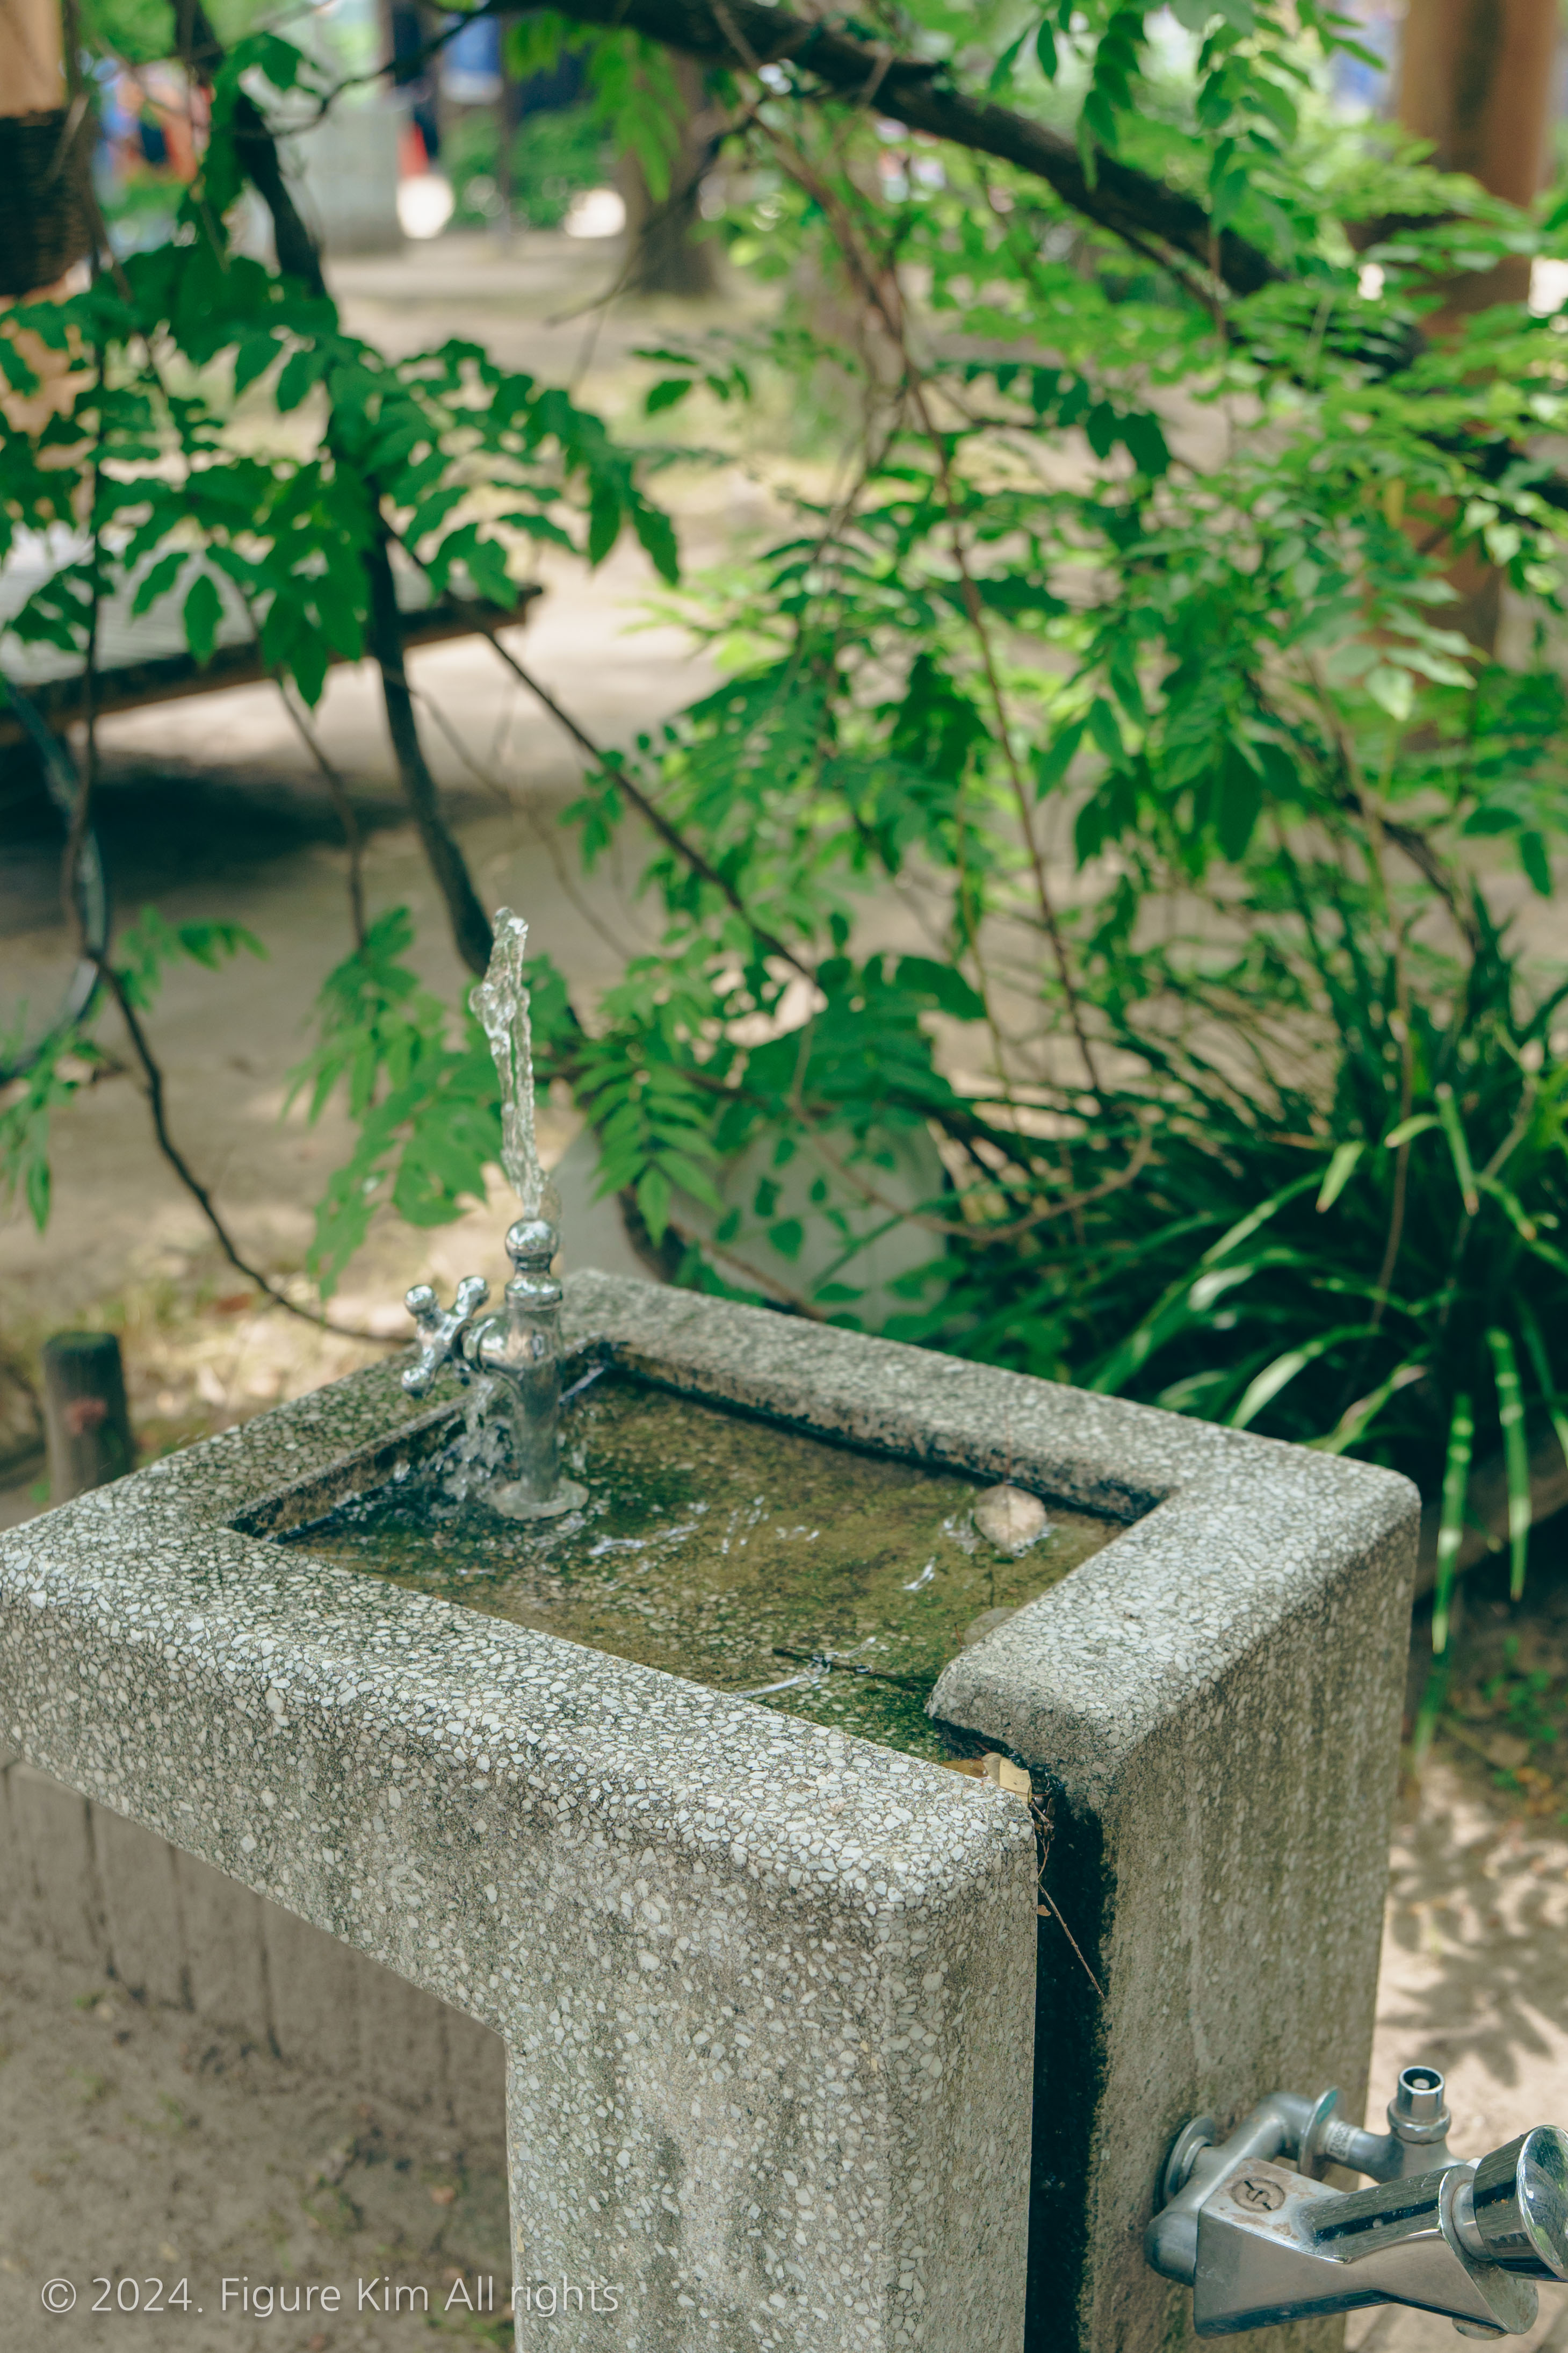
[400,1218,586,1519]
[1147,2066,1568,2337]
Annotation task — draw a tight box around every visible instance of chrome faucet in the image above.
[398,905,590,1522]
[402,1213,586,1521]
[1147,2063,1568,2336]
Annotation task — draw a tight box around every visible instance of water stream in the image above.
[469,906,558,1225]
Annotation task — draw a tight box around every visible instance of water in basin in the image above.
[280,1371,1118,1759]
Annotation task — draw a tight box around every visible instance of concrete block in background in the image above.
[0,1752,41,1943]
[92,1801,187,2006]
[9,1762,109,1971]
[174,1848,270,2044]
[444,2006,507,2160]
[262,1899,360,2077]
[356,1945,446,2113]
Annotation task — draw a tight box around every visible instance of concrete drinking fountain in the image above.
[5,903,1520,2349]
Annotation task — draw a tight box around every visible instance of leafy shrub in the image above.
[446,103,608,231]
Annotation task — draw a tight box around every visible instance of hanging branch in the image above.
[178,0,494,979]
[316,0,1279,297]
[5,664,388,1342]
[456,605,817,983]
[88,954,390,1341]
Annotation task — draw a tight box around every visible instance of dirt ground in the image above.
[6,228,1568,2348]
[0,1922,512,2353]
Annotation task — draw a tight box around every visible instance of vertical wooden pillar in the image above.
[1397,0,1558,318]
[0,0,91,300]
[1394,0,1558,647]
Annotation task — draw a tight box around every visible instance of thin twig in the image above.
[464,614,817,983]
[1029,1791,1104,1998]
[90,955,392,1344]
[272,677,367,948]
[411,679,659,966]
[754,118,1103,1099]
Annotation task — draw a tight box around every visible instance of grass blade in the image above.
[1310,1359,1424,1455]
[1487,1327,1530,1602]
[1195,1170,1323,1269]
[1316,1140,1364,1213]
[1432,1390,1473,1656]
[1517,1298,1568,1477]
[1229,1323,1374,1430]
[1436,1085,1480,1215]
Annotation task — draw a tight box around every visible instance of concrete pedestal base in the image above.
[0,1273,1418,2351]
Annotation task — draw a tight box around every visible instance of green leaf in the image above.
[1087,698,1123,760]
[1036,720,1085,797]
[275,347,323,413]
[1487,1328,1530,1603]
[1316,1140,1363,1212]
[1364,663,1414,722]
[1231,1325,1372,1430]
[232,333,279,397]
[1435,1084,1479,1215]
[131,551,189,617]
[1431,1391,1473,1655]
[182,571,223,667]
[636,1164,672,1244]
[1519,830,1551,895]
[1216,743,1262,861]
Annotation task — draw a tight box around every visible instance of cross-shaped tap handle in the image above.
[401,1275,490,1396]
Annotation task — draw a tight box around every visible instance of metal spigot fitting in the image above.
[402,1276,490,1396]
[1147,2063,1568,2337]
[400,1229,585,1520]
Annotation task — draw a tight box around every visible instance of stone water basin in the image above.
[0,1272,1419,2353]
[276,1371,1117,1758]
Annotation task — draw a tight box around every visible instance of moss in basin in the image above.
[280,1372,1118,1758]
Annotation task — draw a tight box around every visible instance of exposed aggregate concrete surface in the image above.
[0,1271,1420,2352]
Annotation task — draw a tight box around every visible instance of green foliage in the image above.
[286,0,1568,1595]
[503,12,682,201]
[0,30,677,718]
[13,0,1568,1622]
[0,909,261,1232]
[445,103,608,230]
[286,910,505,1297]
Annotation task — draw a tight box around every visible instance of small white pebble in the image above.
[973,1484,1051,1555]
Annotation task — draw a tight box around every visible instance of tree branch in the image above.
[364,550,495,975]
[463,610,817,983]
[92,954,391,1342]
[506,0,1280,296]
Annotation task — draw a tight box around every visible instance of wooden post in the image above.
[1397,0,1558,321]
[0,0,92,301]
[1393,0,1558,647]
[41,1333,135,1501]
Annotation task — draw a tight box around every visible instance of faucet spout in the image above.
[477,1216,587,1520]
